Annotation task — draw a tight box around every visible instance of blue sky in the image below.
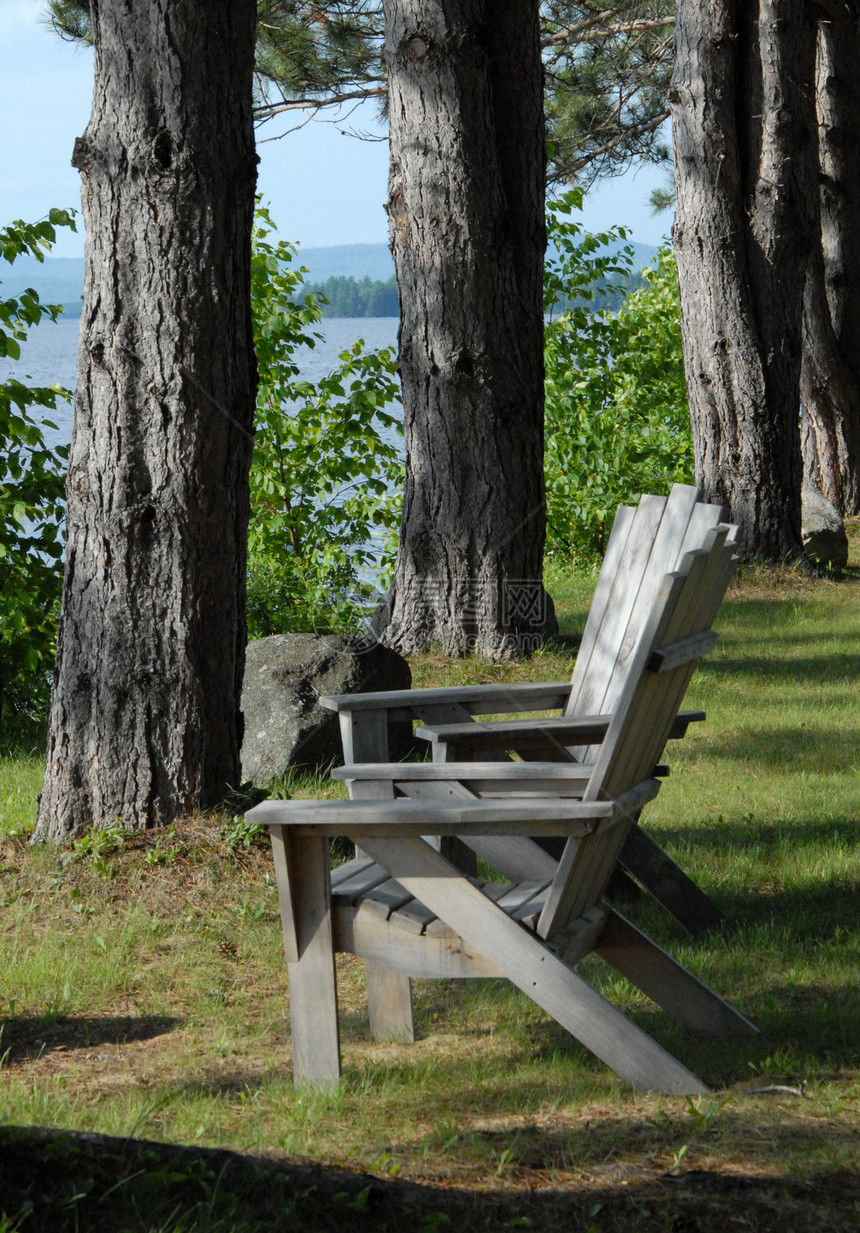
[1,0,672,260]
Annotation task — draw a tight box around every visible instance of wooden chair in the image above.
[321,483,732,936]
[247,516,757,1093]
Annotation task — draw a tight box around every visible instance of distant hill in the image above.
[5,254,86,318]
[2,239,658,323]
[296,243,394,283]
[298,239,658,281]
[1,248,398,319]
[546,237,657,270]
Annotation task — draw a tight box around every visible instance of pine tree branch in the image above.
[561,106,671,178]
[254,83,386,123]
[542,14,673,51]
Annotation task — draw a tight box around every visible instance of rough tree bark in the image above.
[35,0,258,840]
[800,4,860,516]
[671,1,817,560]
[372,0,556,658]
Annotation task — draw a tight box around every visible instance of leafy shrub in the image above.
[0,211,76,733]
[543,191,692,564]
[248,205,404,638]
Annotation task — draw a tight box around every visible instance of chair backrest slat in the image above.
[566,494,666,719]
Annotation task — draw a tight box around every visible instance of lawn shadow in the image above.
[0,1013,179,1064]
[642,815,859,856]
[1,1121,856,1233]
[700,649,860,683]
[624,815,860,945]
[691,723,859,765]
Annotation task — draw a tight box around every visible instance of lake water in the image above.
[4,315,401,451]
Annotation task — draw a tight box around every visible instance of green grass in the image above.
[1,530,859,1231]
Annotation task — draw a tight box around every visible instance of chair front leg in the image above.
[271,828,341,1086]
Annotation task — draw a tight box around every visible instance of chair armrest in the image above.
[415,709,706,752]
[318,681,572,722]
[331,761,594,787]
[246,792,654,839]
[415,713,612,751]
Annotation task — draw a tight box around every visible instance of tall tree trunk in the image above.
[800,6,860,515]
[671,1,817,560]
[373,0,556,658]
[35,0,258,840]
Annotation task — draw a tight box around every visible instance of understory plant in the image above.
[0,211,75,732]
[247,205,404,638]
[543,190,693,564]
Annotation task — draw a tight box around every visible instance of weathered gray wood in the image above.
[331,856,376,888]
[535,542,732,936]
[488,880,549,916]
[567,493,669,725]
[413,710,703,755]
[253,490,748,1095]
[359,877,415,915]
[249,796,618,837]
[269,825,300,964]
[410,700,482,762]
[596,909,758,1036]
[330,862,391,906]
[677,498,727,559]
[333,761,594,783]
[342,771,415,1031]
[284,834,341,1086]
[333,759,589,779]
[509,887,551,923]
[372,776,569,882]
[535,774,663,940]
[384,895,440,935]
[335,904,502,977]
[319,681,572,719]
[357,833,709,1093]
[565,502,638,713]
[464,834,559,881]
[458,782,589,798]
[537,528,732,940]
[399,763,562,884]
[546,904,612,963]
[365,959,415,1043]
[569,486,701,761]
[565,487,719,770]
[597,537,731,801]
[339,707,389,765]
[648,629,719,673]
[415,713,609,750]
[619,825,730,935]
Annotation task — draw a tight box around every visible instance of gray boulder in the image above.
[241,633,411,783]
[801,484,849,569]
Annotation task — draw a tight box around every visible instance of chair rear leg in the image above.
[595,907,757,1037]
[365,960,415,1043]
[347,780,418,1043]
[620,824,731,935]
